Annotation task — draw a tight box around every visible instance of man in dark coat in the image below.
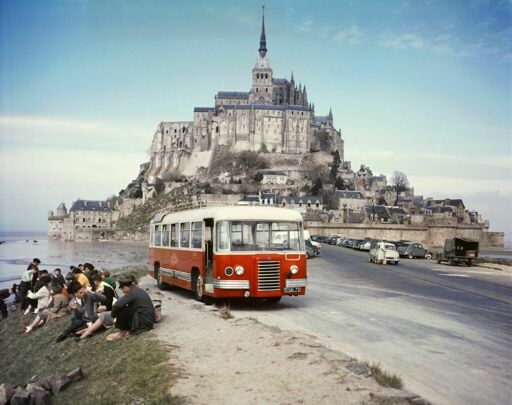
[56,285,106,342]
[0,285,17,319]
[107,276,155,341]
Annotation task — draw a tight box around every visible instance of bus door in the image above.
[204,218,214,290]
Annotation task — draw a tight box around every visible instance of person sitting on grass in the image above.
[100,269,116,290]
[23,284,69,334]
[56,285,106,343]
[107,276,155,341]
[51,268,66,288]
[73,267,90,289]
[0,284,18,320]
[25,275,51,315]
[76,275,118,340]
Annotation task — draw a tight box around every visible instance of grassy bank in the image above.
[0,268,183,404]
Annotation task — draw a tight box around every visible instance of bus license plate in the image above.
[284,287,301,293]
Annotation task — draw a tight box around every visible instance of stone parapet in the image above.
[303,222,502,249]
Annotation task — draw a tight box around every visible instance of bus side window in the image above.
[154,225,162,247]
[180,222,190,248]
[162,225,170,246]
[170,224,178,247]
[192,221,202,249]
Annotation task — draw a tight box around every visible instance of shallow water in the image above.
[0,232,148,289]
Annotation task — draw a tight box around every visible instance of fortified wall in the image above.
[304,222,504,249]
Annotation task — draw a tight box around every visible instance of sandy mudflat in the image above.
[140,277,421,405]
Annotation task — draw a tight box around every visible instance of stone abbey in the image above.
[145,8,343,184]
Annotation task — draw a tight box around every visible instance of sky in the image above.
[0,0,511,239]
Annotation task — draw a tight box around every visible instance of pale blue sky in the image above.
[0,0,511,238]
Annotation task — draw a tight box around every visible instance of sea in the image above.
[0,231,148,290]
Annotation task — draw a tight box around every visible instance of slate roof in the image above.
[224,104,307,111]
[279,195,323,204]
[70,200,111,212]
[364,205,391,219]
[261,192,278,200]
[313,116,328,124]
[217,91,249,99]
[56,203,67,211]
[336,190,365,199]
[388,207,407,215]
[258,169,287,176]
[241,195,260,202]
[194,107,214,112]
[272,78,288,84]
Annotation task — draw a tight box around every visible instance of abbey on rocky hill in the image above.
[146,7,343,184]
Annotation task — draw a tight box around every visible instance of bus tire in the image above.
[155,267,169,291]
[192,270,213,305]
[267,296,281,304]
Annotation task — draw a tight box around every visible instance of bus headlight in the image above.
[235,265,244,276]
[290,265,299,275]
[224,267,234,276]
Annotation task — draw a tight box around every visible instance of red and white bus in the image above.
[148,206,307,303]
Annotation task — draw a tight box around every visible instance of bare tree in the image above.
[390,171,409,206]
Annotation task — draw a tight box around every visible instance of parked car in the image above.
[342,238,353,247]
[328,236,338,245]
[369,242,400,265]
[359,240,372,251]
[305,239,315,259]
[304,230,321,256]
[398,243,429,259]
[437,238,478,266]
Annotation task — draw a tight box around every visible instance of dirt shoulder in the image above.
[140,277,428,405]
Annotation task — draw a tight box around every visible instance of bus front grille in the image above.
[258,261,280,291]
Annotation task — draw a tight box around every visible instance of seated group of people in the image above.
[1,258,156,342]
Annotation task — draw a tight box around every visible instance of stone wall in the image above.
[304,222,504,249]
[480,231,505,248]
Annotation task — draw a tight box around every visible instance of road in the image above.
[231,244,512,405]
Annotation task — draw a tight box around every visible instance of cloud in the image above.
[0,114,151,153]
[297,19,314,33]
[333,24,364,44]
[379,32,425,50]
[297,13,512,61]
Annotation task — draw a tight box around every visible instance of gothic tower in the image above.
[250,6,273,104]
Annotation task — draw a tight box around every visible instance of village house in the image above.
[257,169,288,185]
[336,190,366,211]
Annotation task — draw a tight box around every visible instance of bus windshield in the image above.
[216,221,303,252]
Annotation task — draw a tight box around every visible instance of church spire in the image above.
[258,6,267,58]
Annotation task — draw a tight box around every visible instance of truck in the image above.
[436,237,479,266]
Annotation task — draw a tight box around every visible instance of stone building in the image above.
[337,190,366,211]
[48,200,112,241]
[145,9,343,184]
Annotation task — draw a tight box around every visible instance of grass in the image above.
[217,304,233,320]
[0,266,184,404]
[364,361,403,389]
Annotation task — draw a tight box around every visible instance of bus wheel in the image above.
[192,271,213,304]
[267,297,281,304]
[156,269,169,290]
